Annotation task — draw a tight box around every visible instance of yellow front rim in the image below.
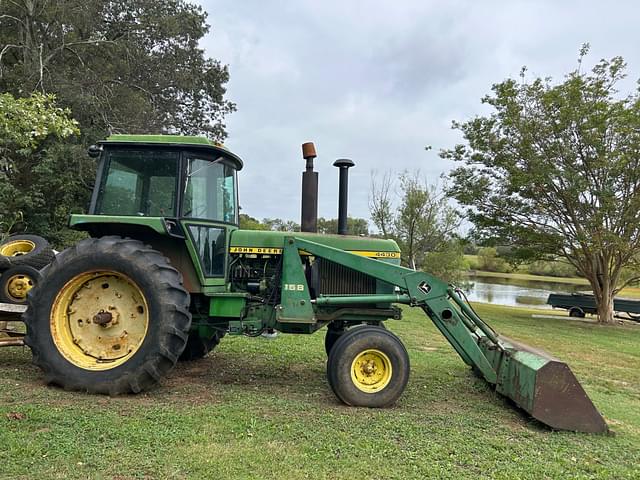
[0,240,35,257]
[350,349,392,393]
[50,270,149,371]
[5,274,35,301]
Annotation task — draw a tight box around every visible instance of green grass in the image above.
[1,304,639,479]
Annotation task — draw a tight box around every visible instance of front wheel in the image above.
[327,325,409,408]
[24,236,191,394]
[179,330,225,361]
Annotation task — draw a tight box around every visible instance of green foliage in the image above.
[238,215,300,232]
[526,260,577,278]
[262,218,300,232]
[0,93,79,150]
[0,1,234,246]
[316,217,369,236]
[0,0,234,140]
[443,46,640,322]
[0,93,83,243]
[239,214,270,231]
[423,240,467,284]
[476,247,510,273]
[370,170,462,276]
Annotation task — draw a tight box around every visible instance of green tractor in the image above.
[24,135,608,433]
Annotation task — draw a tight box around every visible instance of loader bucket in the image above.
[477,335,608,433]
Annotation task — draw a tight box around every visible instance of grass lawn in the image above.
[1,304,639,479]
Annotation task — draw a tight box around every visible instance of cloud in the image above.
[200,0,640,224]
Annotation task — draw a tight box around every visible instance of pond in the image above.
[461,274,587,309]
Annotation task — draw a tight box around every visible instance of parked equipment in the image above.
[0,234,53,305]
[547,292,640,321]
[12,135,606,433]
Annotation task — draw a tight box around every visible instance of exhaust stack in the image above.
[333,158,355,235]
[300,142,318,233]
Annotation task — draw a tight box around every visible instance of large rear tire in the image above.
[0,234,55,270]
[327,325,409,408]
[24,236,191,394]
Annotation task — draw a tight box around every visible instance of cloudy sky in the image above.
[200,0,640,228]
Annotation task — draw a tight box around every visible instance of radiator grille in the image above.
[314,259,377,295]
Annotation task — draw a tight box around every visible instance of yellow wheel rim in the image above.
[50,270,149,371]
[5,274,35,301]
[350,349,392,393]
[0,239,35,257]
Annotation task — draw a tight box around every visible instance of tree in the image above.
[0,93,80,241]
[262,218,300,232]
[0,0,234,140]
[316,217,369,236]
[0,0,234,246]
[442,46,640,323]
[239,214,269,231]
[370,170,463,278]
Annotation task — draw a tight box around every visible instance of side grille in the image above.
[313,259,377,295]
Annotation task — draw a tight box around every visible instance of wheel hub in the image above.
[6,274,34,300]
[0,239,35,257]
[350,349,392,393]
[51,271,149,369]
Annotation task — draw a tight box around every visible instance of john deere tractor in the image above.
[24,135,608,433]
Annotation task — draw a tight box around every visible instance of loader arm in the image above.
[285,237,608,433]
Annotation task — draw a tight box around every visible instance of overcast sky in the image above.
[200,0,640,227]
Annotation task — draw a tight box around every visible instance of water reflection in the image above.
[462,275,584,308]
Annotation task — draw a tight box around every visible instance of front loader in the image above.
[22,135,608,433]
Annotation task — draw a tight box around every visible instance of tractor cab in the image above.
[88,134,242,224]
[74,135,244,285]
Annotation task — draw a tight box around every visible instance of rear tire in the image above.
[24,236,191,394]
[327,325,409,408]
[0,265,42,304]
[0,234,55,270]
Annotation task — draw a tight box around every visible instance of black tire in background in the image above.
[24,236,191,394]
[0,234,55,270]
[0,265,42,304]
[327,325,409,408]
[179,330,225,361]
[569,307,586,318]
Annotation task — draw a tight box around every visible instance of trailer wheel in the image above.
[569,307,586,318]
[327,325,409,408]
[24,236,191,394]
[179,330,225,361]
[0,234,55,270]
[0,265,42,304]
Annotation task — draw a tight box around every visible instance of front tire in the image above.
[327,326,409,408]
[24,236,191,394]
[179,330,225,361]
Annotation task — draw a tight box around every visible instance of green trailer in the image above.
[19,135,607,433]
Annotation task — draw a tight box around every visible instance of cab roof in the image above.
[99,134,243,170]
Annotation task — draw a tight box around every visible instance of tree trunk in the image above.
[595,291,615,324]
